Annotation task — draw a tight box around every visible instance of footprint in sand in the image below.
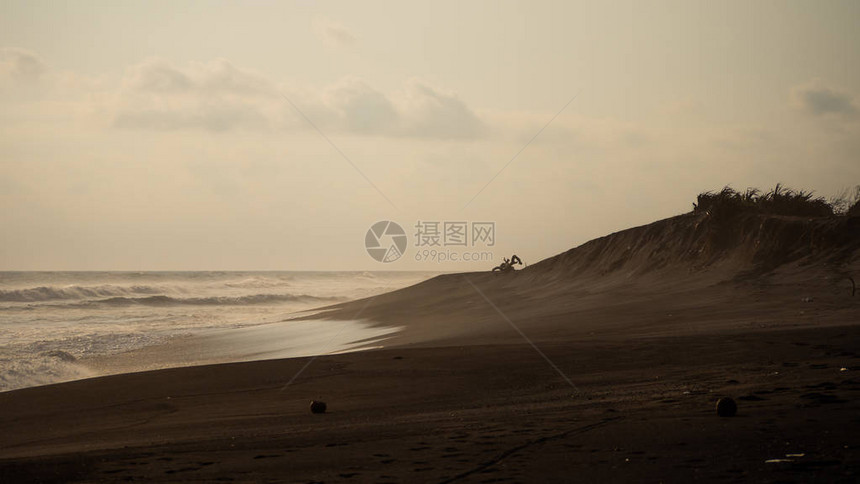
[165,467,200,474]
[800,392,846,405]
[805,382,837,390]
[253,454,281,459]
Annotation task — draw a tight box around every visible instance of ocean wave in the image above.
[223,277,292,289]
[75,293,344,307]
[0,284,164,302]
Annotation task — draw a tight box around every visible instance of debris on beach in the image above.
[715,397,737,417]
[310,400,327,414]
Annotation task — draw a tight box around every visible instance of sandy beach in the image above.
[1,327,857,482]
[2,212,859,482]
[4,2,860,481]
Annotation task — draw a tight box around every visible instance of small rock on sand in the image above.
[716,397,737,417]
[310,400,327,414]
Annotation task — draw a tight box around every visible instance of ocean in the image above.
[0,271,435,392]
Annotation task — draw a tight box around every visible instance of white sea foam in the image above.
[0,271,435,391]
[87,319,403,376]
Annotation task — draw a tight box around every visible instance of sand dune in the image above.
[319,211,860,346]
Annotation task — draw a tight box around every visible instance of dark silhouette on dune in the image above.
[492,254,523,273]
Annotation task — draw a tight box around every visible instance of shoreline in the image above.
[77,318,405,385]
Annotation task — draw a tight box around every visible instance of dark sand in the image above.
[2,213,859,482]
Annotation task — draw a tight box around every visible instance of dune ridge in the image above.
[318,211,860,345]
[532,212,859,278]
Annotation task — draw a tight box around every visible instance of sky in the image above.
[1,0,858,271]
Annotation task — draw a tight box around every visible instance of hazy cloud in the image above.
[114,58,280,131]
[314,77,485,138]
[394,79,484,139]
[123,58,193,93]
[121,57,278,97]
[313,18,356,47]
[114,103,271,132]
[320,77,399,134]
[792,80,856,117]
[113,57,483,138]
[0,47,47,84]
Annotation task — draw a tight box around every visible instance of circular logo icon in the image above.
[365,221,407,263]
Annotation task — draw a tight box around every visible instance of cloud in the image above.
[122,58,192,93]
[114,58,280,131]
[792,80,856,117]
[313,77,485,138]
[0,48,484,138]
[319,77,399,134]
[0,48,47,84]
[120,57,278,97]
[114,103,271,132]
[394,79,484,139]
[113,58,484,138]
[313,18,356,47]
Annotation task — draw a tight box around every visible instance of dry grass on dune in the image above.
[693,183,860,219]
[527,184,860,282]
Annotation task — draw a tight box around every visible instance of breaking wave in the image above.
[73,293,344,307]
[0,285,165,302]
[0,285,343,307]
[223,277,292,289]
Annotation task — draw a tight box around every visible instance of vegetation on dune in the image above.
[832,185,860,217]
[693,184,860,218]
